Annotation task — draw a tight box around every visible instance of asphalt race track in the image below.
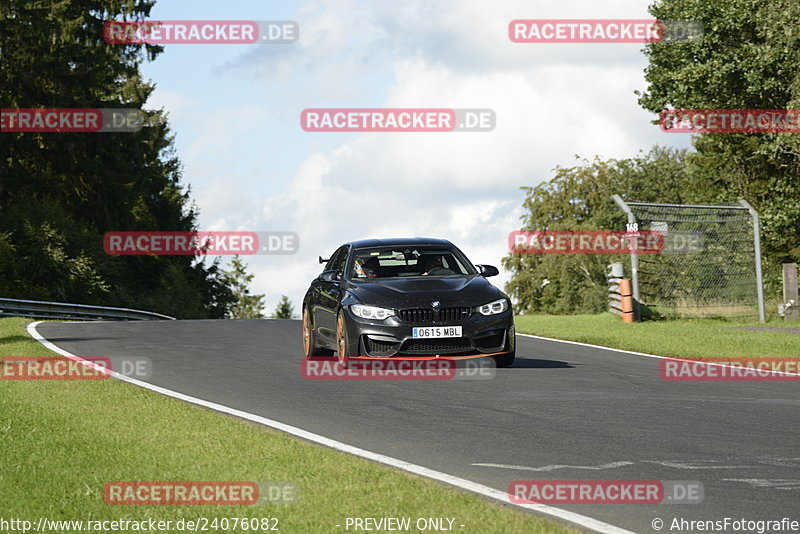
[34,319,800,533]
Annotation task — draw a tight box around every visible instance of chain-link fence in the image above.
[612,196,765,321]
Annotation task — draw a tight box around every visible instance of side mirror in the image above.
[318,270,342,282]
[476,264,499,277]
[318,256,330,264]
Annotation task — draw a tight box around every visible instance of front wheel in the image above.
[493,326,515,367]
[303,307,332,357]
[336,311,350,367]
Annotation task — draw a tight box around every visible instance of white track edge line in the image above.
[517,332,800,377]
[517,332,668,359]
[26,321,636,534]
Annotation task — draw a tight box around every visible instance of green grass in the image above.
[0,317,577,534]
[515,313,799,359]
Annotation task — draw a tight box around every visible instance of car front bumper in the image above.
[342,306,515,358]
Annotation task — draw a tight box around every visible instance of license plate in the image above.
[412,326,462,339]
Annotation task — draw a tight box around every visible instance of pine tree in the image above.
[222,256,266,319]
[272,295,295,319]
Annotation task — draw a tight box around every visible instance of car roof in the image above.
[345,237,454,249]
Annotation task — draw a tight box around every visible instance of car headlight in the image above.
[350,304,395,320]
[477,298,508,316]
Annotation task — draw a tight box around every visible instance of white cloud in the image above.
[159,0,691,314]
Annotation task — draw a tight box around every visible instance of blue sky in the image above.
[139,0,693,316]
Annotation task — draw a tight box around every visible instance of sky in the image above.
[138,0,694,317]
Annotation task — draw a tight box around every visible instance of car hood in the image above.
[346,275,502,307]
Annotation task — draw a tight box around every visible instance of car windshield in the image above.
[349,247,474,279]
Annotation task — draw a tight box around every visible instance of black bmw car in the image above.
[302,237,515,367]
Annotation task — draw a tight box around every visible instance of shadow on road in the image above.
[510,358,575,369]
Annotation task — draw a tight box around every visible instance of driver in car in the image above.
[418,254,445,275]
[354,256,380,278]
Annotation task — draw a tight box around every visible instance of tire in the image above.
[493,326,516,367]
[303,307,332,357]
[492,351,515,368]
[336,310,350,367]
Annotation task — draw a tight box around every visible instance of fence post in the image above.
[739,200,766,323]
[612,195,640,321]
[783,263,799,321]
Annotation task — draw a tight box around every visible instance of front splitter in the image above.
[348,351,512,361]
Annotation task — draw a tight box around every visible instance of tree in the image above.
[222,256,265,319]
[638,0,800,271]
[502,147,707,314]
[271,295,295,319]
[0,0,236,318]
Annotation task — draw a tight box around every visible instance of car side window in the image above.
[324,249,341,271]
[325,246,348,272]
[331,246,349,271]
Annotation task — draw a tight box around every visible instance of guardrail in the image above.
[0,297,175,321]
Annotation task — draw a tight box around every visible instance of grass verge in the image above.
[515,313,799,359]
[0,317,578,534]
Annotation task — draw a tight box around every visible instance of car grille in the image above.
[400,338,473,353]
[364,337,398,356]
[398,308,433,323]
[398,307,472,324]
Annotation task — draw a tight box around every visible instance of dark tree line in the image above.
[0,0,236,318]
[639,0,799,267]
[505,0,799,314]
